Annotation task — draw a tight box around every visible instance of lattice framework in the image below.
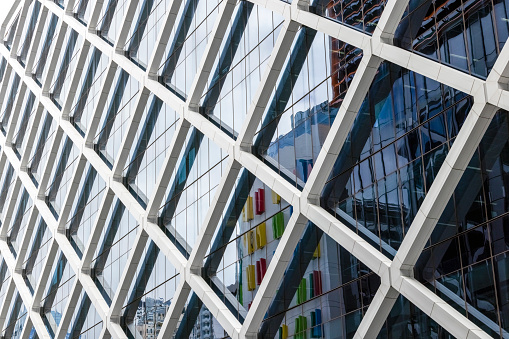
[0,0,507,338]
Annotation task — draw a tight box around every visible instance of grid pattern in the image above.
[0,0,506,338]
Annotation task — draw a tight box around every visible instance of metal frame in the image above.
[0,0,506,337]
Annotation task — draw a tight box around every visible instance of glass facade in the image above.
[1,0,509,338]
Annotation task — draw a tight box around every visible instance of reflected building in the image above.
[0,0,508,338]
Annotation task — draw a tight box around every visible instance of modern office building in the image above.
[0,0,507,338]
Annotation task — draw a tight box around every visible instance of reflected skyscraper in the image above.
[0,0,507,338]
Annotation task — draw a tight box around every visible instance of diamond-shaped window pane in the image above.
[73,0,92,25]
[321,60,472,256]
[66,163,106,258]
[173,292,227,338]
[97,0,129,45]
[394,0,503,78]
[12,91,36,159]
[157,0,221,99]
[31,13,59,86]
[0,72,21,134]
[92,197,138,305]
[93,67,140,168]
[2,292,27,339]
[202,170,292,323]
[22,216,49,294]
[377,294,454,338]
[27,111,56,186]
[123,94,179,208]
[158,128,228,256]
[45,136,79,219]
[254,27,362,189]
[3,10,20,50]
[7,188,33,258]
[16,0,41,66]
[259,231,380,338]
[0,163,16,218]
[199,2,285,138]
[40,251,75,338]
[124,0,172,70]
[48,28,84,109]
[119,240,179,338]
[65,291,103,338]
[0,260,11,314]
[69,47,109,136]
[416,109,509,337]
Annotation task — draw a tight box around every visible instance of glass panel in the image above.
[173,293,227,338]
[256,233,379,338]
[123,95,178,207]
[27,111,56,186]
[3,11,20,50]
[394,0,501,78]
[12,91,36,159]
[45,136,80,218]
[125,0,172,69]
[92,198,138,305]
[158,128,228,254]
[254,28,362,189]
[202,171,292,324]
[16,0,41,67]
[157,0,221,99]
[0,57,7,83]
[96,0,130,45]
[2,292,27,339]
[40,252,75,338]
[377,294,454,338]
[119,241,179,338]
[200,2,284,138]
[69,47,109,135]
[7,188,33,258]
[73,0,92,25]
[65,291,102,338]
[66,164,106,258]
[49,28,83,109]
[414,109,509,337]
[0,162,16,218]
[22,217,50,294]
[0,72,21,135]
[321,60,471,256]
[31,13,59,86]
[313,0,386,34]
[93,68,140,168]
[0,260,11,313]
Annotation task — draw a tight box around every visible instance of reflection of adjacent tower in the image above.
[196,307,214,339]
[330,37,362,107]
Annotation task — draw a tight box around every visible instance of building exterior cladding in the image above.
[0,0,507,338]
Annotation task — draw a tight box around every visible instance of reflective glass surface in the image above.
[93,67,140,167]
[254,28,362,188]
[157,0,221,99]
[321,60,471,256]
[92,197,138,305]
[200,2,284,137]
[119,240,179,338]
[69,47,109,135]
[123,95,178,207]
[394,0,506,78]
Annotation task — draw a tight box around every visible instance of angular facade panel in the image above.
[0,0,507,338]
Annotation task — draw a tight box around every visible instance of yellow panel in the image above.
[246,196,254,220]
[247,265,256,291]
[256,222,267,248]
[247,230,256,254]
[271,190,281,204]
[313,243,321,258]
